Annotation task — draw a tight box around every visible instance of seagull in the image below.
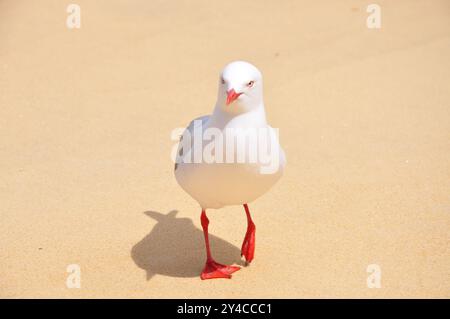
[174,61,286,279]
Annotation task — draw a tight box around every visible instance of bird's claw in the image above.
[200,260,240,280]
[241,223,255,263]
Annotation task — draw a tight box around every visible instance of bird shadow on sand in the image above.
[131,210,244,280]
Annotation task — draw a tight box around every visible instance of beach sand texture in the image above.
[1,0,449,298]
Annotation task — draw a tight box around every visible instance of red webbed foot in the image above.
[200,259,240,280]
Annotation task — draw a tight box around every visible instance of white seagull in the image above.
[174,61,286,279]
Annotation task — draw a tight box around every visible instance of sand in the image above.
[0,0,449,298]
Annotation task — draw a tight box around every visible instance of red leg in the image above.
[200,210,240,280]
[241,204,256,264]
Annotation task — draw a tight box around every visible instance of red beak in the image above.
[226,89,242,105]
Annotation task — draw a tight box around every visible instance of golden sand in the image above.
[0,0,449,297]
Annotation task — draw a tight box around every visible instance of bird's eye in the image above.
[247,81,255,87]
[221,78,225,84]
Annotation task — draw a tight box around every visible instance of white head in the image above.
[216,61,263,114]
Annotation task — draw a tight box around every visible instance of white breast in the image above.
[174,114,285,209]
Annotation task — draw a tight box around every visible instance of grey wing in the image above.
[174,115,210,171]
